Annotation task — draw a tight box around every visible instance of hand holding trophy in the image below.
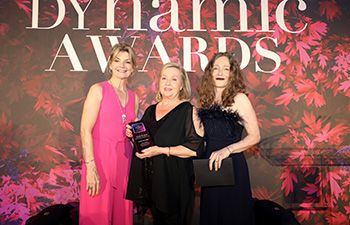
[128,121,154,152]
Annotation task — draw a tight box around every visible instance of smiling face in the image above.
[109,51,134,79]
[159,67,183,100]
[211,56,231,88]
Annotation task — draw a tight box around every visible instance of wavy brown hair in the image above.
[198,52,247,108]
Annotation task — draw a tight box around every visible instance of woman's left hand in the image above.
[209,148,231,171]
[136,146,164,159]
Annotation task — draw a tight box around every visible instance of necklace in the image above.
[119,99,127,124]
[117,90,128,124]
[108,80,128,124]
[121,111,127,124]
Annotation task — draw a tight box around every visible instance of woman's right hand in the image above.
[86,162,100,197]
[209,148,231,171]
[126,124,133,138]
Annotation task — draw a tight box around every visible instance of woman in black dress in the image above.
[126,62,204,225]
[197,52,260,225]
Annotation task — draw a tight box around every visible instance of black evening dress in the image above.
[198,104,254,225]
[126,101,204,225]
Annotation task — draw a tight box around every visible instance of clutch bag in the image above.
[193,158,235,187]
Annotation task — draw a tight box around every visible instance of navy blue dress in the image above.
[198,104,254,225]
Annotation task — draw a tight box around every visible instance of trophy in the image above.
[129,121,154,152]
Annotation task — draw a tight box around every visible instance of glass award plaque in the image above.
[129,121,154,152]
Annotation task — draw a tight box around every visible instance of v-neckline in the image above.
[107,81,129,108]
[155,101,187,122]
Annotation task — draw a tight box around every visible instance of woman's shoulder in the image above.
[233,92,249,102]
[90,81,108,91]
[84,82,105,102]
[147,102,157,109]
[179,100,193,109]
[88,82,105,94]
[198,103,241,122]
[178,101,194,113]
[228,92,251,111]
[143,103,157,115]
[171,101,193,116]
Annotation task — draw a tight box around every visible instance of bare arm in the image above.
[209,93,260,171]
[136,145,197,159]
[226,93,260,153]
[80,83,102,196]
[81,84,102,162]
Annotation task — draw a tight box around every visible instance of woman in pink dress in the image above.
[79,43,138,225]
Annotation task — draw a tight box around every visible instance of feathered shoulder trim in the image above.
[197,104,242,123]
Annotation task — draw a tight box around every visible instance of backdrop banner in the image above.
[0,1,349,224]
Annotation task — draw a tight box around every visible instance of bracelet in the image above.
[167,147,171,157]
[226,147,232,154]
[85,159,94,164]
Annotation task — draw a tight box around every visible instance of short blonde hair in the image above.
[156,62,191,102]
[105,43,137,80]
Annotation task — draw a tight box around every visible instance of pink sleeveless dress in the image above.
[79,81,135,225]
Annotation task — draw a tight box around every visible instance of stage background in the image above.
[0,0,349,224]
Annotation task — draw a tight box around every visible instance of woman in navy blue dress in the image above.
[197,52,260,225]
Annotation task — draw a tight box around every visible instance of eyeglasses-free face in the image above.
[212,56,231,88]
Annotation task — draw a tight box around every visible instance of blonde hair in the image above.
[156,62,191,102]
[105,43,137,80]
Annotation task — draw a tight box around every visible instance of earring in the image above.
[156,92,162,101]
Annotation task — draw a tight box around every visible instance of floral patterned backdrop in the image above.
[0,0,349,225]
